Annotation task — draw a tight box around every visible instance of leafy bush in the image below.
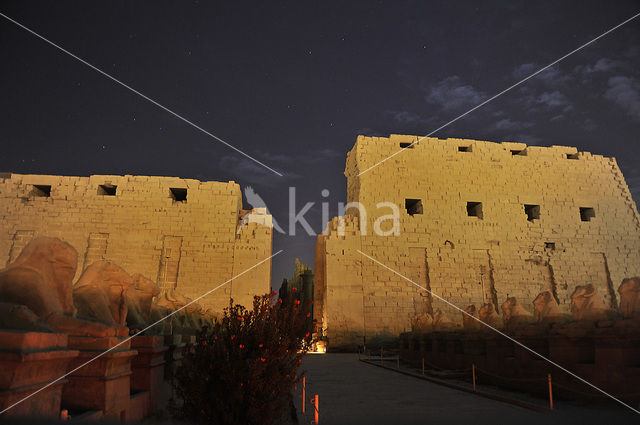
[170,292,314,425]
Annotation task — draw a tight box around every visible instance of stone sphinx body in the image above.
[570,284,608,322]
[462,304,479,329]
[501,297,533,331]
[73,260,133,336]
[532,291,570,325]
[478,303,501,328]
[0,237,118,336]
[125,273,161,331]
[619,277,640,320]
[156,289,208,333]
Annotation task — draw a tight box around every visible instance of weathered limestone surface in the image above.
[315,135,640,348]
[0,331,79,418]
[0,237,120,336]
[0,174,273,312]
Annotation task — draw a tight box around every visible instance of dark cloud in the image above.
[604,76,640,119]
[490,118,533,131]
[535,91,573,111]
[423,76,486,112]
[385,110,422,125]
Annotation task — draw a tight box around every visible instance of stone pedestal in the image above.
[131,335,167,413]
[61,336,137,421]
[548,332,595,366]
[0,331,79,418]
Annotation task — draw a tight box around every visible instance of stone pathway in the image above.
[293,353,638,425]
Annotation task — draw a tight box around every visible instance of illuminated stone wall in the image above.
[0,173,272,311]
[314,135,640,348]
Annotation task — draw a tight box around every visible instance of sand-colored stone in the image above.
[0,330,79,418]
[0,237,118,336]
[462,305,479,329]
[410,311,432,332]
[0,174,272,313]
[315,135,640,348]
[532,291,570,325]
[126,273,161,330]
[431,309,458,330]
[618,277,640,319]
[73,260,132,336]
[501,297,533,331]
[478,303,501,328]
[570,284,609,322]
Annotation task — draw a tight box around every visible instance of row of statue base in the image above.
[400,322,640,401]
[0,236,210,419]
[0,329,195,420]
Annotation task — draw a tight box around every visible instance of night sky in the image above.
[1,1,639,289]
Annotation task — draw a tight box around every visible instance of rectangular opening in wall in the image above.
[511,149,527,156]
[566,153,579,159]
[170,188,187,202]
[580,207,595,222]
[399,142,415,149]
[545,242,556,250]
[458,145,472,152]
[466,201,483,219]
[524,204,540,221]
[32,184,51,197]
[405,198,423,215]
[97,184,117,196]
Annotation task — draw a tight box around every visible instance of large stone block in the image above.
[62,335,137,420]
[0,330,78,418]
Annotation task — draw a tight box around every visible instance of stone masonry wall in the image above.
[314,135,640,349]
[0,173,272,312]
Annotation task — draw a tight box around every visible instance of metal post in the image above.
[314,394,319,424]
[397,356,400,369]
[548,373,553,410]
[302,376,306,414]
[472,364,476,392]
[380,347,383,365]
[422,357,425,376]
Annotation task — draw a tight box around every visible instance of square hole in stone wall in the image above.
[405,198,423,215]
[580,207,595,221]
[524,204,540,221]
[458,145,472,152]
[545,242,556,250]
[511,149,527,156]
[170,188,187,202]
[566,153,579,159]
[466,202,483,219]
[399,142,415,149]
[98,184,117,196]
[32,184,51,197]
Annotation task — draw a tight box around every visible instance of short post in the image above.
[302,376,306,414]
[548,373,553,410]
[380,347,383,365]
[397,356,400,369]
[472,364,476,392]
[314,394,319,424]
[422,357,425,376]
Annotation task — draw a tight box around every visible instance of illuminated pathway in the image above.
[294,353,637,425]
